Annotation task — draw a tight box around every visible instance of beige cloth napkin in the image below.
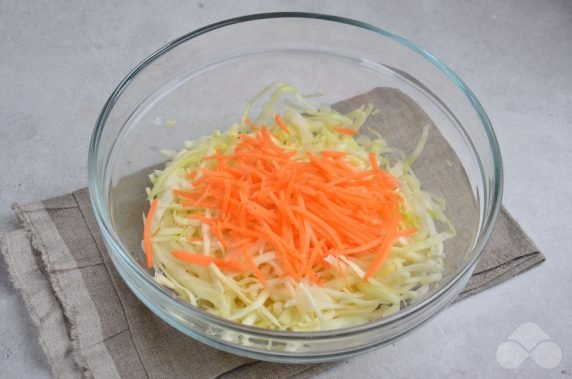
[0,88,544,378]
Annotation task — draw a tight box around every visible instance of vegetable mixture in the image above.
[143,83,454,331]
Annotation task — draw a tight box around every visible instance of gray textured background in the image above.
[1,1,571,378]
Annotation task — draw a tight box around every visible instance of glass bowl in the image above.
[88,13,502,363]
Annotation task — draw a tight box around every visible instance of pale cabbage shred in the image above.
[146,83,455,332]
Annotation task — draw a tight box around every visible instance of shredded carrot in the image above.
[239,246,267,285]
[144,199,158,269]
[274,114,290,135]
[369,152,378,169]
[396,227,417,237]
[173,189,196,199]
[172,251,244,272]
[189,213,216,225]
[334,127,357,135]
[321,151,347,158]
[245,117,258,131]
[171,127,405,284]
[187,170,198,180]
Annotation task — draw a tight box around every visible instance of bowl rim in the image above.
[88,12,503,340]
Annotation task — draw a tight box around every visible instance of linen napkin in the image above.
[0,88,544,378]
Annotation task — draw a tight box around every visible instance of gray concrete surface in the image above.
[1,1,571,378]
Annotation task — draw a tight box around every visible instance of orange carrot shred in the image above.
[320,151,347,158]
[334,127,357,135]
[274,114,290,135]
[144,199,158,269]
[173,189,197,199]
[239,246,267,285]
[245,117,258,131]
[369,152,378,169]
[396,227,417,237]
[172,251,244,273]
[187,170,198,180]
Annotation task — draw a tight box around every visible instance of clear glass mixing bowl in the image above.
[88,13,502,362]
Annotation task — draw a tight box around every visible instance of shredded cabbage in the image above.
[145,83,455,331]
